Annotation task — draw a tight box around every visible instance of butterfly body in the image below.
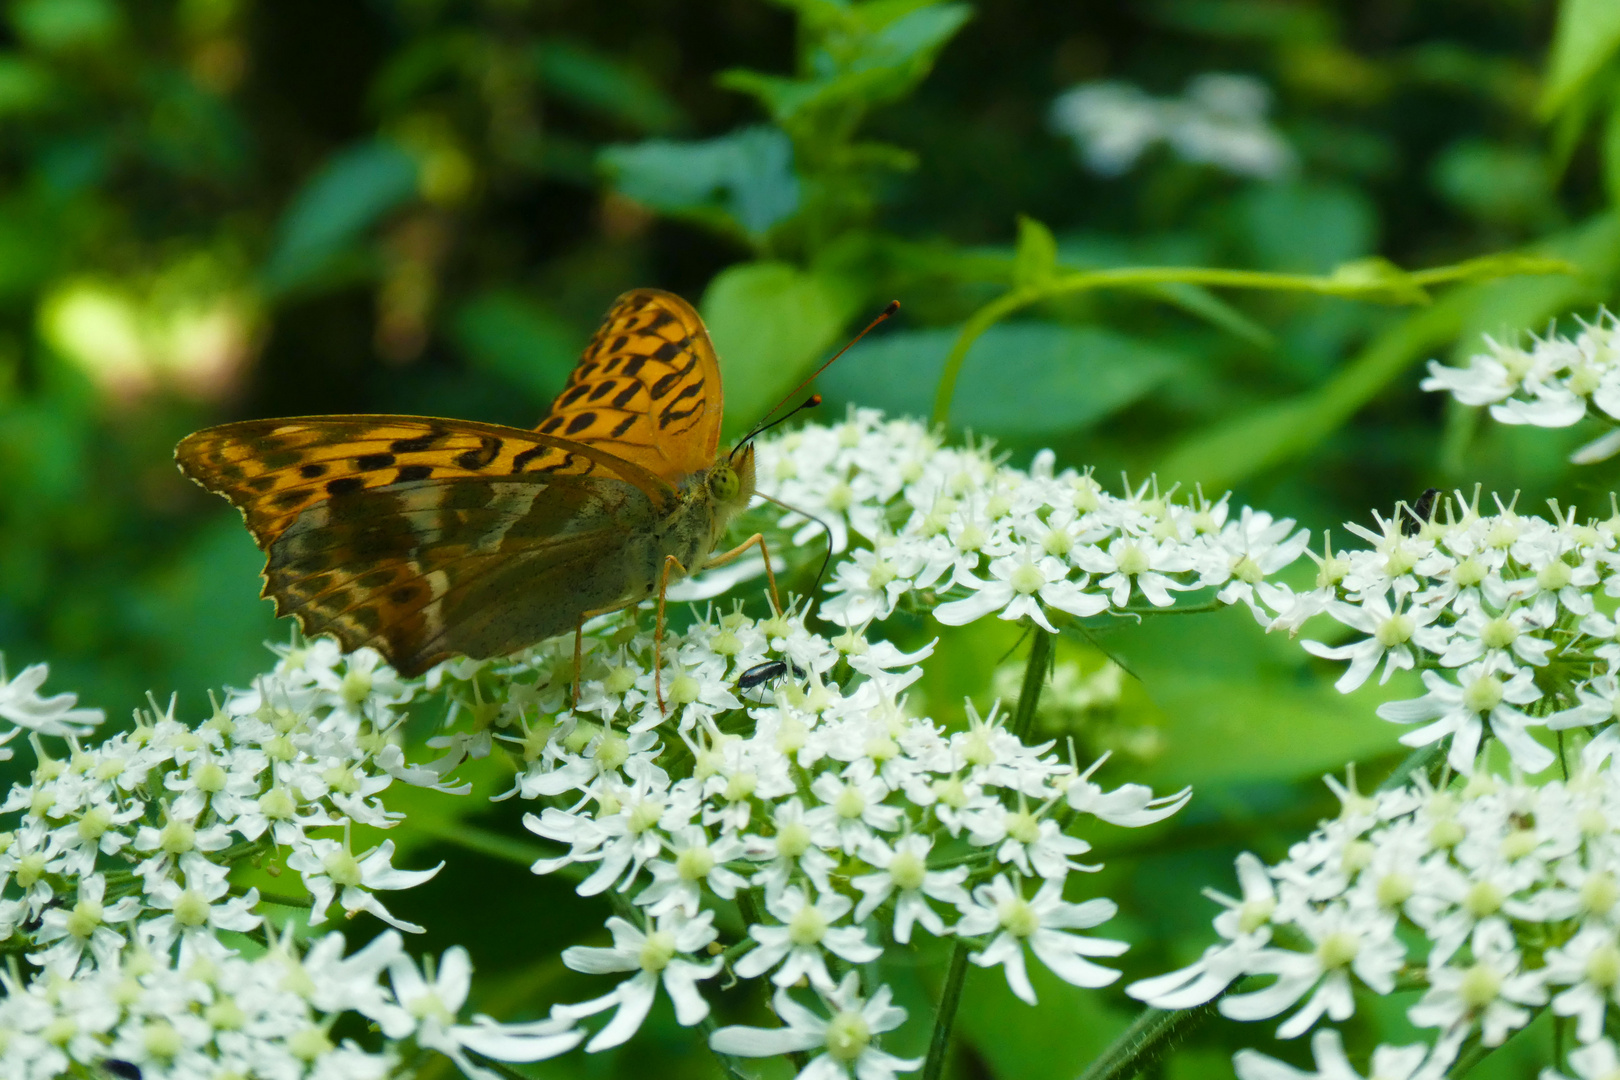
[177,290,761,678]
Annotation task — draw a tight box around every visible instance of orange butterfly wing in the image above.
[528,289,724,481]
[175,416,679,675]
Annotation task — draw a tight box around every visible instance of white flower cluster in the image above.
[1048,73,1295,179]
[1422,310,1620,464]
[501,605,1191,1068]
[0,927,580,1080]
[0,414,1312,1079]
[1133,765,1620,1075]
[1249,488,1620,776]
[0,649,575,1079]
[755,408,1311,634]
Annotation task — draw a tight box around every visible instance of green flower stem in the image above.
[930,254,1574,426]
[1011,628,1056,742]
[1076,742,1446,1080]
[923,628,1055,1080]
[921,942,974,1080]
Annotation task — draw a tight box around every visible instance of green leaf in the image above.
[700,261,861,433]
[450,291,581,404]
[820,322,1187,436]
[1013,215,1058,289]
[1237,180,1376,274]
[534,39,686,134]
[1542,0,1620,118]
[719,3,971,124]
[261,140,420,297]
[599,127,800,240]
[0,55,52,115]
[1114,607,1410,790]
[1605,100,1620,209]
[8,0,120,52]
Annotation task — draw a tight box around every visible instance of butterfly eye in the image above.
[708,463,740,502]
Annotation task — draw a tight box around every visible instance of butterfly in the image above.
[176,289,789,708]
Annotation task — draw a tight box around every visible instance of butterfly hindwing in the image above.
[175,416,680,675]
[530,289,723,481]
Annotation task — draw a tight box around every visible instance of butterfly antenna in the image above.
[732,300,900,454]
[755,492,837,595]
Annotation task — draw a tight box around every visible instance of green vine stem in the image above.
[923,628,1055,1080]
[1075,741,1449,1080]
[930,254,1574,426]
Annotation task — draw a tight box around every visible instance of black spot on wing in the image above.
[299,463,327,479]
[652,337,688,362]
[357,452,396,471]
[395,464,434,483]
[609,415,637,438]
[565,412,595,435]
[390,432,443,453]
[510,445,547,472]
[327,477,365,497]
[455,435,502,471]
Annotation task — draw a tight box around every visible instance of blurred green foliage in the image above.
[4,0,1620,1076]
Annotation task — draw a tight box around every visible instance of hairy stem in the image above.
[924,628,1054,1080]
[1076,1003,1220,1080]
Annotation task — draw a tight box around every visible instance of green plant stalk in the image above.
[1075,741,1446,1080]
[922,628,1054,1080]
[930,255,1574,425]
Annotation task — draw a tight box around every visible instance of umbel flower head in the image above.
[1421,308,1620,464]
[1131,762,1620,1072]
[1253,487,1620,775]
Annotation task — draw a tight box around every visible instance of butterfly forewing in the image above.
[530,289,723,481]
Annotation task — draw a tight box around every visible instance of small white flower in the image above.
[0,661,103,736]
[557,912,722,1050]
[934,551,1106,631]
[287,837,443,933]
[954,874,1126,1004]
[851,834,968,943]
[1376,664,1548,774]
[1302,593,1448,694]
[734,885,881,992]
[709,973,921,1080]
[1408,920,1547,1045]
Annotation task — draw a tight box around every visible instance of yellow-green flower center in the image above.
[1115,543,1149,577]
[1375,612,1414,648]
[676,844,715,882]
[639,929,678,973]
[776,821,811,859]
[787,902,829,946]
[1465,880,1504,918]
[1458,962,1503,1008]
[824,1009,871,1063]
[889,850,927,891]
[1315,931,1359,970]
[1463,674,1503,714]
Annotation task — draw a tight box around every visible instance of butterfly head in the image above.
[711,442,756,513]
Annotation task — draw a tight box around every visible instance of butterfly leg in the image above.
[655,553,692,716]
[572,617,585,708]
[703,533,781,614]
